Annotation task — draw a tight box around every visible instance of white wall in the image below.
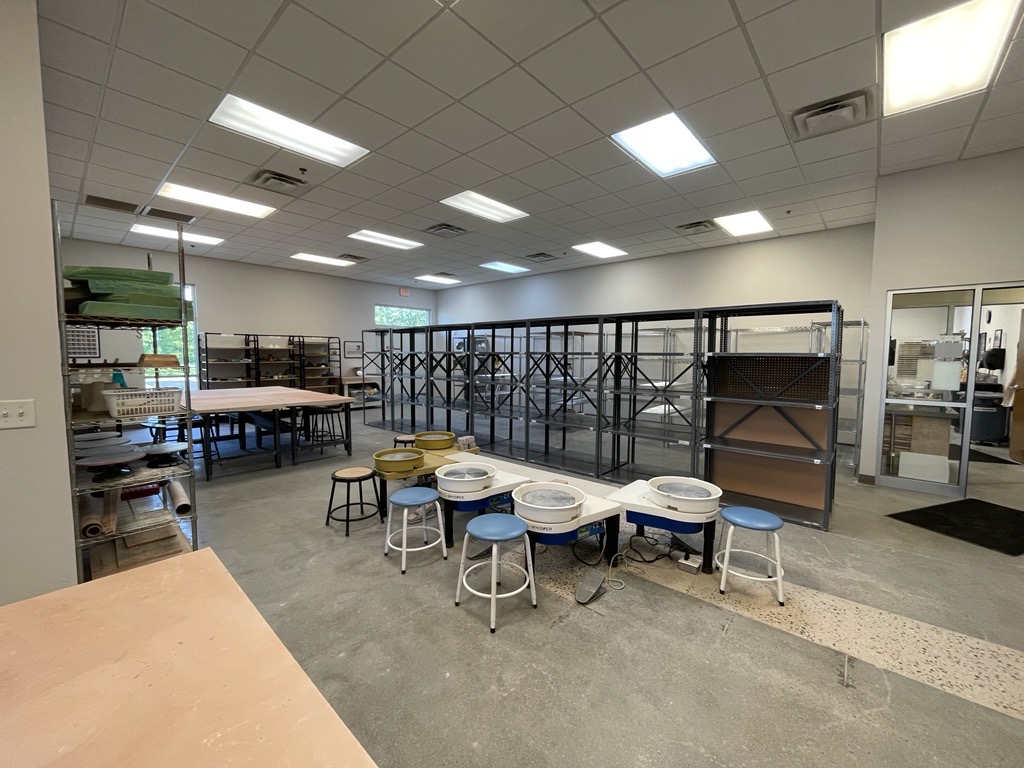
[980,303,1022,386]
[437,224,874,323]
[60,239,438,341]
[863,149,1024,476]
[0,0,77,603]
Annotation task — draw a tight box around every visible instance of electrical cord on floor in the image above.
[570,532,605,565]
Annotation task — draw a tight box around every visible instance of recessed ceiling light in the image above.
[480,261,531,273]
[440,191,529,222]
[209,95,370,168]
[611,113,715,178]
[572,241,628,258]
[157,183,275,218]
[348,230,423,250]
[416,274,462,285]
[713,210,774,237]
[129,223,223,245]
[290,253,355,267]
[883,0,1020,116]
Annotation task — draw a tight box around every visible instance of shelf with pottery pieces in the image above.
[604,479,719,574]
[73,456,192,495]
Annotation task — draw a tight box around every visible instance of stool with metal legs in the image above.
[393,434,417,448]
[455,513,537,633]
[715,506,785,606]
[326,466,379,536]
[384,486,446,574]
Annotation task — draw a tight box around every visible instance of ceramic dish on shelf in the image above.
[74,442,142,458]
[75,448,144,467]
[373,448,425,472]
[73,431,124,444]
[512,482,586,523]
[646,476,722,513]
[413,430,456,449]
[434,462,496,492]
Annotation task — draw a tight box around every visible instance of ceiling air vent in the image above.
[522,252,558,262]
[676,220,716,235]
[340,254,368,262]
[84,195,140,214]
[789,90,875,140]
[141,206,197,225]
[424,223,468,237]
[245,169,309,197]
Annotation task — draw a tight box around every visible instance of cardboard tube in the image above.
[168,480,191,516]
[78,496,102,538]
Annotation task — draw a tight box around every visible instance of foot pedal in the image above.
[575,567,606,605]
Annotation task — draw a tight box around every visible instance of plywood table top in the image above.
[0,549,377,768]
[189,386,353,414]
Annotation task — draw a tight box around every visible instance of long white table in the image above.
[190,386,354,479]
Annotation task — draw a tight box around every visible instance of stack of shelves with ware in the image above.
[600,311,700,483]
[360,329,391,427]
[57,219,197,581]
[255,335,298,387]
[199,333,256,388]
[701,301,842,530]
[298,336,341,394]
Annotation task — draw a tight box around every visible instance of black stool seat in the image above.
[327,465,379,536]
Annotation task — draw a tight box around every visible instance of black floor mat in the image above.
[948,445,1018,464]
[888,499,1024,555]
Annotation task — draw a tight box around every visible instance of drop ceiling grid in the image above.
[35,0,1024,288]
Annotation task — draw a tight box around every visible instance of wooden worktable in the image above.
[0,549,377,768]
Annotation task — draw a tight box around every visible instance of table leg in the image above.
[635,524,646,538]
[603,512,620,565]
[701,519,716,574]
[443,499,455,548]
[238,412,248,450]
[289,406,299,465]
[273,410,282,468]
[202,414,214,482]
[377,476,388,522]
[344,404,352,456]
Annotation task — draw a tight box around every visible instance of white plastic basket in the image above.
[102,388,182,418]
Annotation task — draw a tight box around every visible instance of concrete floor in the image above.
[195,420,1024,767]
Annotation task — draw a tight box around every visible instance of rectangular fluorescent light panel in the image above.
[417,274,461,285]
[611,113,715,178]
[883,0,1021,115]
[480,261,531,273]
[713,210,774,237]
[158,183,275,218]
[348,230,423,250]
[572,241,628,258]
[209,94,369,168]
[440,191,529,222]
[130,223,223,245]
[290,253,355,267]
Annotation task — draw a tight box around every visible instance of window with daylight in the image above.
[374,305,430,327]
[143,284,199,390]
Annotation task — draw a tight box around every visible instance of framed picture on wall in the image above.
[993,329,1003,348]
[344,340,363,359]
[978,331,987,352]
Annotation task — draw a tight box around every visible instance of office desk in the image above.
[190,387,354,480]
[0,549,377,768]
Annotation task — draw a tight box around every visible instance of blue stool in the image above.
[385,486,446,574]
[455,513,537,633]
[715,506,785,606]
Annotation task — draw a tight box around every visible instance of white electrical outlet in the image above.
[0,399,36,429]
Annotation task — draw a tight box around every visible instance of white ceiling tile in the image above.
[471,134,548,174]
[380,131,460,172]
[749,185,814,208]
[618,218,667,235]
[724,145,799,180]
[649,29,760,109]
[43,103,96,141]
[664,165,733,194]
[454,0,594,61]
[776,223,827,235]
[762,200,819,218]
[968,112,1024,149]
[100,90,200,143]
[589,162,657,192]
[683,183,746,208]
[393,12,511,99]
[706,117,789,161]
[417,104,506,154]
[512,191,564,214]
[521,21,638,103]
[107,51,222,121]
[515,108,603,156]
[176,146,256,183]
[190,124,277,166]
[768,40,878,113]
[37,18,110,84]
[313,99,406,152]
[147,0,281,48]
[46,131,90,161]
[615,180,676,206]
[603,0,736,68]
[117,1,246,88]
[462,68,564,131]
[322,169,389,199]
[637,196,701,219]
[997,38,1024,86]
[41,68,101,115]
[982,79,1024,120]
[94,121,185,162]
[347,63,454,128]
[547,178,607,205]
[260,151,337,186]
[348,154,421,186]
[281,199,338,220]
[372,188,432,213]
[806,171,876,198]
[556,139,632,177]
[881,94,983,144]
[230,56,340,123]
[296,0,439,56]
[431,156,503,188]
[821,202,876,223]
[49,170,80,192]
[815,187,876,211]
[538,206,590,225]
[90,144,172,179]
[880,0,955,32]
[600,207,651,226]
[962,135,1024,158]
[747,0,876,73]
[473,176,538,204]
[87,165,160,196]
[38,0,119,42]
[258,5,381,95]
[801,149,877,183]
[399,174,463,202]
[681,80,777,137]
[793,122,878,164]
[824,215,874,229]
[164,167,239,195]
[880,127,970,166]
[573,74,671,135]
[575,194,630,216]
[349,200,403,221]
[733,0,791,22]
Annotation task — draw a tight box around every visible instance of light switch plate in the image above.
[0,399,36,429]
